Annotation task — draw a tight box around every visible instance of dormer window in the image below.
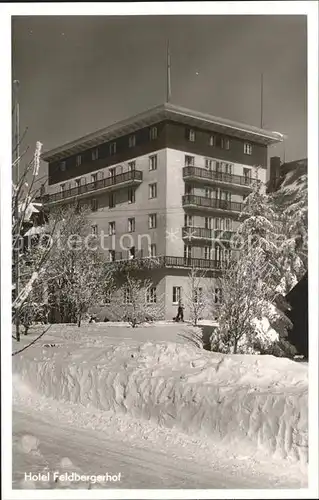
[92,148,99,161]
[244,143,253,155]
[128,135,136,148]
[221,137,230,150]
[109,142,117,155]
[186,128,196,142]
[209,135,215,146]
[60,161,66,171]
[150,126,158,140]
[76,155,82,166]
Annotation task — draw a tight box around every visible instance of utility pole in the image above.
[13,80,20,341]
[260,73,264,129]
[166,40,171,103]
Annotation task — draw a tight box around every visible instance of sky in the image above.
[12,15,307,179]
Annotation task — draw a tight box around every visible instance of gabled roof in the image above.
[42,102,284,162]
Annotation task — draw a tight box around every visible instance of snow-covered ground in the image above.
[12,323,308,489]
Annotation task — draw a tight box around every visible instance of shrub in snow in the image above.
[184,267,211,326]
[109,275,165,327]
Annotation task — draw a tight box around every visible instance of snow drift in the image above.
[13,327,308,464]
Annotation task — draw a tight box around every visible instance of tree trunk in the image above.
[233,339,238,354]
[77,313,82,327]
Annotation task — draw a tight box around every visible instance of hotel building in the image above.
[41,103,283,320]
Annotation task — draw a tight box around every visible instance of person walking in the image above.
[176,298,184,322]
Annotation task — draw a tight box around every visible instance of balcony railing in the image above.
[182,195,243,213]
[109,255,221,271]
[183,166,255,188]
[41,170,143,204]
[182,226,235,241]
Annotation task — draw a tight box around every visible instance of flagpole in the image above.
[166,40,171,103]
[13,79,20,342]
[260,73,264,129]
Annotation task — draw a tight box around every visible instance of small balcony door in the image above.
[243,168,252,185]
[109,167,116,184]
[184,245,192,261]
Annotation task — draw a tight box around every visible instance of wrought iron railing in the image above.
[183,166,255,187]
[182,226,235,241]
[41,170,143,203]
[182,194,243,212]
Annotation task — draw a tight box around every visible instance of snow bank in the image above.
[13,330,308,464]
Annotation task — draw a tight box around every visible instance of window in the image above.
[186,128,196,142]
[60,183,65,192]
[109,167,116,180]
[92,148,99,161]
[149,244,157,257]
[204,247,209,260]
[244,143,253,155]
[209,135,215,147]
[221,137,230,150]
[205,217,212,229]
[91,173,97,184]
[128,135,136,148]
[205,159,214,170]
[109,193,116,208]
[128,218,135,232]
[148,213,157,229]
[243,168,252,184]
[205,187,213,198]
[109,250,115,262]
[91,225,98,236]
[184,214,193,227]
[124,286,132,304]
[128,161,136,171]
[149,183,157,199]
[194,287,203,304]
[91,199,98,212]
[184,245,192,259]
[172,286,182,304]
[150,126,158,140]
[185,155,195,167]
[128,188,135,203]
[109,142,117,155]
[105,289,112,304]
[76,155,82,166]
[149,155,157,171]
[214,288,222,304]
[109,221,116,235]
[146,286,157,304]
[75,178,81,188]
[60,161,66,171]
[224,163,233,175]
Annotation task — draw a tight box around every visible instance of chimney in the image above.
[268,156,282,192]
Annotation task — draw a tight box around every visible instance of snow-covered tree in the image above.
[44,205,113,327]
[12,141,57,341]
[110,275,164,327]
[184,267,210,326]
[270,167,308,294]
[210,248,285,354]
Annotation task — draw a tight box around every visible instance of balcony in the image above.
[182,195,243,214]
[182,226,235,242]
[108,255,221,272]
[183,166,255,191]
[41,170,143,205]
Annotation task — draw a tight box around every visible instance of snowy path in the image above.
[12,378,307,489]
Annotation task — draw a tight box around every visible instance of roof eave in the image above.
[41,103,283,162]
